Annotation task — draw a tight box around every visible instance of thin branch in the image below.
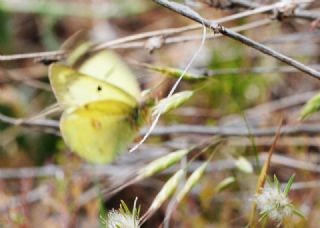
[110,18,272,50]
[290,180,320,190]
[199,64,320,77]
[220,0,320,21]
[144,123,320,137]
[153,0,320,79]
[0,50,64,61]
[94,2,280,51]
[2,110,320,137]
[1,1,316,62]
[0,152,319,212]
[0,9,271,61]
[0,112,60,134]
[0,67,51,91]
[219,90,318,127]
[96,0,318,50]
[172,91,316,120]
[0,152,319,179]
[0,185,49,212]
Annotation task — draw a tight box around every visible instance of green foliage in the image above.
[0,104,14,130]
[31,133,60,164]
[299,92,320,120]
[0,10,12,51]
[234,156,253,173]
[142,63,207,81]
[176,160,209,202]
[214,176,236,193]
[39,16,62,50]
[152,91,194,116]
[202,44,269,114]
[138,149,190,178]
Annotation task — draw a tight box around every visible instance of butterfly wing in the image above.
[49,64,137,109]
[60,100,141,164]
[49,51,145,164]
[78,50,141,101]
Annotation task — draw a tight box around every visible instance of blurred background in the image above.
[0,0,319,227]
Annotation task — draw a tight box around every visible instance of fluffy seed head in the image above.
[255,185,292,222]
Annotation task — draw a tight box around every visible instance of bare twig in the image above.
[1,1,316,62]
[94,2,281,51]
[199,64,320,77]
[0,67,51,91]
[0,151,319,180]
[218,0,320,21]
[220,90,318,127]
[153,0,320,79]
[97,0,318,50]
[166,135,320,149]
[144,123,320,137]
[0,10,271,61]
[0,185,49,212]
[1,150,319,212]
[0,50,64,61]
[0,112,60,134]
[3,109,320,137]
[109,19,272,51]
[172,90,317,123]
[290,180,320,190]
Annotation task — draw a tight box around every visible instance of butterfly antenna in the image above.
[130,6,207,153]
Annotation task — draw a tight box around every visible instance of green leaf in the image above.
[140,62,207,81]
[148,169,185,211]
[273,175,280,193]
[299,93,320,120]
[138,149,190,178]
[120,200,130,215]
[258,209,271,222]
[176,161,209,202]
[215,176,235,193]
[152,91,194,116]
[291,207,305,220]
[234,156,253,173]
[284,174,295,196]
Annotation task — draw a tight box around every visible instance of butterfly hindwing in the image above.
[60,100,141,164]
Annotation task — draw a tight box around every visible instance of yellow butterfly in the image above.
[49,49,148,164]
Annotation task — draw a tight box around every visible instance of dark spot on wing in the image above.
[97,85,102,91]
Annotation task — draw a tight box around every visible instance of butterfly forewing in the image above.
[49,64,138,109]
[78,50,141,101]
